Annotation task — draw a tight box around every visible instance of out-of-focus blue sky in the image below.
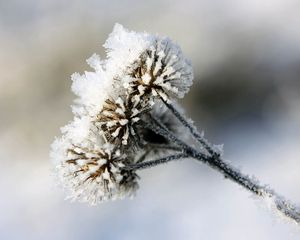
[0,1,300,239]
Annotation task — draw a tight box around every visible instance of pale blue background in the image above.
[0,0,300,239]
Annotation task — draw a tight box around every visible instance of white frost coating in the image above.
[258,189,300,225]
[103,23,154,78]
[86,53,102,72]
[71,69,113,117]
[60,116,92,145]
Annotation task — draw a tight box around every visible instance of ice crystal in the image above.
[103,24,154,78]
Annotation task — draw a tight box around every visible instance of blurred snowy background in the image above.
[1,0,300,239]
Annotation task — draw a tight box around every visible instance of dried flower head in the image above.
[94,97,146,146]
[124,38,193,103]
[52,134,138,204]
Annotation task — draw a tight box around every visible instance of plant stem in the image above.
[142,117,209,161]
[145,144,182,152]
[162,99,215,155]
[142,116,300,224]
[127,153,188,170]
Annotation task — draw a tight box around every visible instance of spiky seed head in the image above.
[123,38,193,104]
[94,97,145,146]
[53,140,138,205]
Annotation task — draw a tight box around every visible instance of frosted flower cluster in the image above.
[51,24,193,205]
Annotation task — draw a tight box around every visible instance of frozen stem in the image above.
[163,99,215,155]
[127,153,188,170]
[140,114,300,225]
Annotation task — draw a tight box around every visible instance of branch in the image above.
[127,153,188,170]
[162,99,215,155]
[143,115,300,224]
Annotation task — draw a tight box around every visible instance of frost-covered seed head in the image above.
[94,97,145,146]
[124,38,193,103]
[55,143,138,205]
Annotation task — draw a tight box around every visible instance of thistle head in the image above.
[94,97,144,146]
[124,38,193,103]
[51,132,138,205]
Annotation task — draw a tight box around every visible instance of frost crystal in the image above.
[71,68,113,117]
[258,188,300,225]
[103,24,154,78]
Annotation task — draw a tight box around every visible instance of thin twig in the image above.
[141,117,209,161]
[146,143,182,152]
[162,99,214,155]
[135,149,152,163]
[135,144,182,164]
[142,115,300,224]
[127,153,188,170]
